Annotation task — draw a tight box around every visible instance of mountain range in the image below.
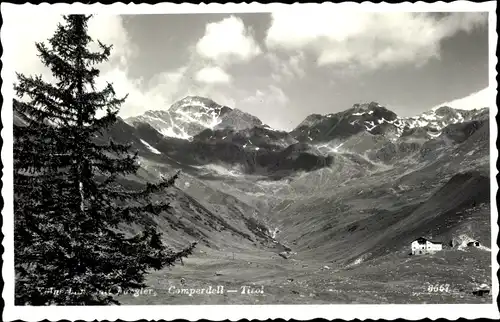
[121,96,488,176]
[108,96,490,257]
[13,95,492,303]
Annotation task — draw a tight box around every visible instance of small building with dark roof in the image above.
[467,240,481,247]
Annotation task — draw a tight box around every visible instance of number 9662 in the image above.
[427,284,450,292]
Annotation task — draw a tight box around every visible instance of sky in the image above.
[5,7,493,130]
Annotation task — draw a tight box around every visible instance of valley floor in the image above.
[117,246,492,305]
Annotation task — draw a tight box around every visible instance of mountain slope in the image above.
[112,97,492,305]
[106,98,492,260]
[13,106,278,256]
[15,96,491,259]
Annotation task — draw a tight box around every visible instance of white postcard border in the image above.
[1,1,498,321]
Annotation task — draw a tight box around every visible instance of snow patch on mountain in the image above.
[364,121,377,131]
[194,164,244,177]
[176,108,222,129]
[140,139,161,154]
[159,124,192,140]
[263,124,282,132]
[269,227,280,239]
[428,131,442,139]
[316,141,345,154]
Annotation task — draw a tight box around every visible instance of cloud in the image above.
[87,14,137,70]
[267,52,306,83]
[196,15,262,65]
[239,85,290,129]
[431,87,495,111]
[7,11,247,118]
[7,11,270,122]
[243,85,289,106]
[194,66,232,84]
[265,11,487,70]
[4,11,62,80]
[6,12,190,118]
[6,12,135,78]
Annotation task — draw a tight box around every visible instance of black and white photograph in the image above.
[1,2,498,320]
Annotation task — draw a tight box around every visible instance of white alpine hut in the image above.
[411,237,443,255]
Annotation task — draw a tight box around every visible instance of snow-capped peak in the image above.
[125,96,232,140]
[399,106,486,133]
[348,102,486,136]
[292,100,488,144]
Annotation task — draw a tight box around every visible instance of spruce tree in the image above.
[14,14,196,305]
